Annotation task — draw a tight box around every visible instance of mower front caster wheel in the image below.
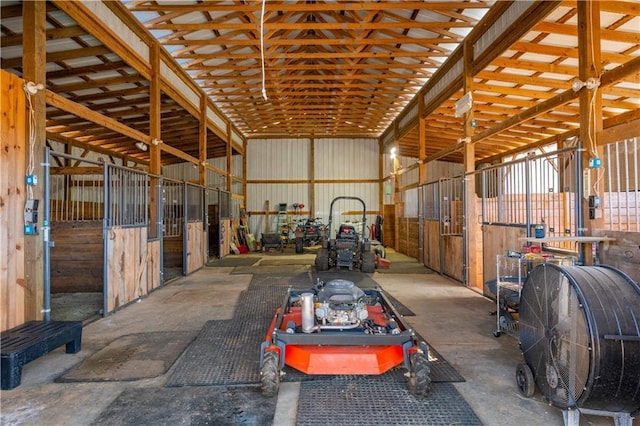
[408,352,431,396]
[261,351,281,397]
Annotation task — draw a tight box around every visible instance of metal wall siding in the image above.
[400,167,419,187]
[207,157,227,172]
[246,183,309,235]
[246,183,309,212]
[232,154,243,178]
[246,139,310,180]
[315,183,379,237]
[315,138,378,180]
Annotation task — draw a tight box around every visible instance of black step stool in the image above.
[1,321,82,390]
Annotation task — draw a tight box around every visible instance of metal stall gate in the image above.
[205,187,232,260]
[185,183,205,273]
[45,150,105,321]
[477,146,580,298]
[161,178,185,281]
[103,163,150,314]
[419,177,464,281]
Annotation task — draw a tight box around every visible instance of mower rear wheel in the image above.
[361,251,376,273]
[295,237,304,254]
[408,352,431,396]
[315,248,330,271]
[261,351,280,397]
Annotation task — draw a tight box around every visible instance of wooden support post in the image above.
[578,0,603,265]
[463,39,482,292]
[149,44,162,241]
[22,1,46,321]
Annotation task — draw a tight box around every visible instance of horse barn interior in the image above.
[1,1,639,425]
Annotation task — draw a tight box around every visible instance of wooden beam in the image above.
[52,0,151,80]
[46,90,151,144]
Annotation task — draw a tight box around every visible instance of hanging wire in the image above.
[260,0,268,100]
[23,84,37,200]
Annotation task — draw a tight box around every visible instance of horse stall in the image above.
[162,179,185,281]
[103,165,151,313]
[205,188,232,260]
[185,184,205,274]
[49,153,105,321]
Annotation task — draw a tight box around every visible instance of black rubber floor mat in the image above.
[166,319,262,386]
[91,386,275,426]
[296,380,481,426]
[58,331,195,382]
[231,264,310,275]
[207,257,259,267]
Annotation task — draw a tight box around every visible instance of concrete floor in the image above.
[1,251,634,426]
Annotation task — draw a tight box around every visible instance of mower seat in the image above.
[338,225,357,240]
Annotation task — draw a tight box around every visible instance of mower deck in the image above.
[259,281,431,396]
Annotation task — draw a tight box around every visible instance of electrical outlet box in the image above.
[26,174,38,186]
[588,157,602,168]
[588,195,601,208]
[24,224,36,235]
[24,199,39,224]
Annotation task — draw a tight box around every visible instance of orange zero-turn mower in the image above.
[259,278,431,397]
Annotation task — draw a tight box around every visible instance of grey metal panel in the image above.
[314,138,378,180]
[246,139,310,180]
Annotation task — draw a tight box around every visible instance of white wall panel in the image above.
[232,154,243,178]
[207,157,227,172]
[399,167,419,187]
[246,183,308,236]
[160,62,199,112]
[207,108,226,134]
[231,130,242,145]
[83,1,148,61]
[246,139,310,180]
[314,183,379,237]
[315,138,378,180]
[403,188,419,217]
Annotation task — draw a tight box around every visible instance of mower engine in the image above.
[315,279,368,327]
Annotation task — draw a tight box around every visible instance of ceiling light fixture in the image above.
[135,141,148,152]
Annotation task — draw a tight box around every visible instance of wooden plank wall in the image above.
[442,236,463,281]
[51,221,103,292]
[1,70,26,331]
[423,220,441,272]
[146,240,161,292]
[106,226,148,313]
[220,219,230,257]
[382,204,395,247]
[163,236,183,269]
[186,222,205,273]
[396,217,419,258]
[481,225,527,296]
[595,230,640,284]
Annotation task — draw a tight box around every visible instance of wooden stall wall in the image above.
[442,235,463,281]
[220,219,230,257]
[1,70,27,331]
[50,221,103,292]
[146,240,161,292]
[106,226,149,313]
[422,220,440,272]
[396,217,419,259]
[382,204,395,247]
[482,225,527,297]
[186,222,205,274]
[596,230,640,285]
